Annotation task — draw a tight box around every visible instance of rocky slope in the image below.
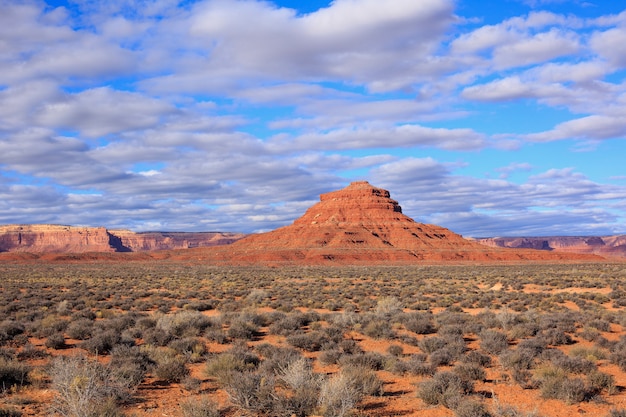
[202,181,601,265]
[476,236,626,258]
[0,225,244,253]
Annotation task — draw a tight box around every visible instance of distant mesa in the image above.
[476,236,626,259]
[0,224,245,254]
[0,182,612,264]
[203,181,602,264]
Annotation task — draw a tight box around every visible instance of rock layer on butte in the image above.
[206,181,598,264]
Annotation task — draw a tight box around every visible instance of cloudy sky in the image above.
[1,0,626,237]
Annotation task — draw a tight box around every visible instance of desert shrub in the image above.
[183,300,216,311]
[80,329,123,354]
[338,339,362,355]
[66,318,94,340]
[588,318,611,332]
[168,337,208,363]
[418,336,448,354]
[268,313,308,335]
[205,350,259,384]
[319,349,342,366]
[406,354,435,376]
[480,329,509,355]
[0,321,25,339]
[0,407,21,417]
[0,357,29,391]
[608,409,626,417]
[417,371,474,409]
[579,328,602,342]
[205,329,228,344]
[32,316,68,338]
[453,363,486,382]
[17,343,47,360]
[492,402,542,417]
[255,344,301,373]
[403,312,436,334]
[277,357,323,416]
[569,346,607,361]
[157,311,213,338]
[587,370,616,395]
[550,353,596,374]
[362,318,395,339]
[318,372,360,417]
[338,352,384,370]
[109,345,153,399]
[286,331,330,352]
[462,351,492,367]
[539,328,573,346]
[222,371,276,415]
[50,355,121,417]
[342,364,384,397]
[453,398,491,417]
[517,337,548,355]
[387,344,404,357]
[45,332,66,350]
[179,396,220,417]
[430,347,455,367]
[540,374,587,404]
[149,348,189,383]
[227,319,260,340]
[500,348,539,372]
[375,296,403,316]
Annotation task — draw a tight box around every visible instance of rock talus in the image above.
[206,181,600,264]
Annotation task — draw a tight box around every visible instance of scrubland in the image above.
[2,262,626,416]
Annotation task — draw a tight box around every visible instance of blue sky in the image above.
[1,0,626,237]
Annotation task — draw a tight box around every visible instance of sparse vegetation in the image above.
[0,262,625,415]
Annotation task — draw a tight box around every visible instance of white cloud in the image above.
[36,87,175,138]
[526,115,626,141]
[493,28,580,69]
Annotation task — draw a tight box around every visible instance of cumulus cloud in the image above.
[526,115,626,141]
[0,0,625,236]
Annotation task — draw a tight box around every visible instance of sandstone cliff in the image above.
[0,225,115,253]
[203,181,600,265]
[476,236,626,258]
[0,224,244,253]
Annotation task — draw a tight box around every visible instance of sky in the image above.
[1,0,626,237]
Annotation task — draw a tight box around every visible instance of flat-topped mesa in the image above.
[294,181,406,226]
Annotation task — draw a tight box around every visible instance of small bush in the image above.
[287,332,330,352]
[417,371,474,409]
[45,333,66,350]
[80,329,122,354]
[539,373,587,404]
[153,351,189,383]
[480,329,509,355]
[0,357,29,391]
[179,396,220,417]
[453,363,486,382]
[318,373,360,417]
[50,355,111,417]
[454,398,491,417]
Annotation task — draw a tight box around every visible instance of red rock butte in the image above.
[204,181,600,265]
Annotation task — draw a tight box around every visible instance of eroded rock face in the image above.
[0,225,114,253]
[0,225,244,253]
[207,181,600,264]
[110,230,245,251]
[476,236,626,258]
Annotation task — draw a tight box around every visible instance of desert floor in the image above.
[2,261,626,417]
